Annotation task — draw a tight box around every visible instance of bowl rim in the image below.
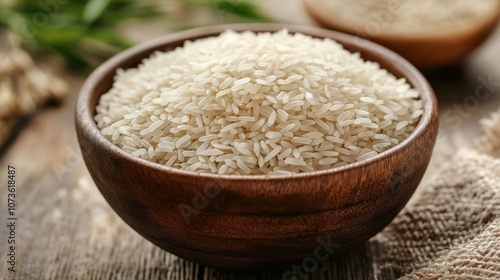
[76,23,437,181]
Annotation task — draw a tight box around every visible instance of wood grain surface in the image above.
[1,0,500,279]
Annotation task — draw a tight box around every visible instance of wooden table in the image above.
[1,1,500,279]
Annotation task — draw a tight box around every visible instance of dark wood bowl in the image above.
[303,0,500,68]
[75,24,438,270]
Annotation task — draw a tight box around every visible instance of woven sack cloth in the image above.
[371,109,500,279]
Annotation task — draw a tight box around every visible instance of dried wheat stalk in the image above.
[0,29,68,148]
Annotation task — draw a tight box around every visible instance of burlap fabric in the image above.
[371,110,500,279]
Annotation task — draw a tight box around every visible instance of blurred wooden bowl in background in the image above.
[303,0,500,68]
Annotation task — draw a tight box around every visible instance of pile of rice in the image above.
[95,30,423,175]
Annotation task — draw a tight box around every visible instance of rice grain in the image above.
[95,30,422,175]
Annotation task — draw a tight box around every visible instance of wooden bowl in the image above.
[303,0,500,68]
[75,24,438,270]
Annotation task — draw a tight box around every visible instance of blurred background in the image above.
[1,0,499,279]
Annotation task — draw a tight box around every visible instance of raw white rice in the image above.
[95,29,423,175]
